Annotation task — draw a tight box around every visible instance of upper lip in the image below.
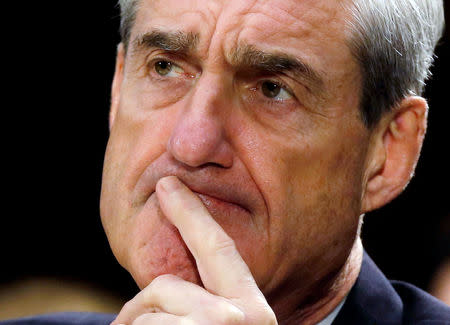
[132,156,259,214]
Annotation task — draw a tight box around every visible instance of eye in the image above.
[261,81,293,101]
[154,60,184,77]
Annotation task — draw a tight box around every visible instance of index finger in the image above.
[155,176,262,300]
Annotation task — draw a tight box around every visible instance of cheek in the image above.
[101,103,182,280]
[131,226,202,289]
[101,99,180,217]
[282,131,367,237]
[231,117,368,274]
[281,135,367,259]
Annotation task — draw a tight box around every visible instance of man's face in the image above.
[101,0,371,302]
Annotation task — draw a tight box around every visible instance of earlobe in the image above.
[110,43,125,130]
[362,96,428,213]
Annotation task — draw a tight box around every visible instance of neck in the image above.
[274,238,363,325]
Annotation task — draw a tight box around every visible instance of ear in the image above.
[110,43,125,130]
[362,96,428,213]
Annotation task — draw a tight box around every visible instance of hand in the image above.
[112,176,277,325]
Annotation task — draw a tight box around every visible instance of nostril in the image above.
[202,162,226,169]
[180,161,225,170]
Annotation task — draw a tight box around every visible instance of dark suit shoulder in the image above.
[0,312,116,325]
[333,252,450,325]
[391,280,450,324]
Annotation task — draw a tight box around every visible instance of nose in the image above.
[167,74,234,168]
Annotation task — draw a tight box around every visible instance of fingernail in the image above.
[158,176,183,193]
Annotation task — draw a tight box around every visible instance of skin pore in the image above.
[101,0,427,323]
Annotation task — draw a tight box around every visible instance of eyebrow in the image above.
[132,29,199,55]
[131,30,324,94]
[230,44,324,93]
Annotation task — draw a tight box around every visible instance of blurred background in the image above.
[1,0,449,320]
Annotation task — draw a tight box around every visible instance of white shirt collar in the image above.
[315,295,347,325]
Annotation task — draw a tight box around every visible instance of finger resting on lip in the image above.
[155,176,261,299]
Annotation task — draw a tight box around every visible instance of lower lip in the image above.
[194,192,250,218]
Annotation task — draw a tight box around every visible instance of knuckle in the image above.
[152,273,180,285]
[118,299,134,315]
[180,318,197,325]
[132,313,150,325]
[143,274,180,304]
[253,308,278,325]
[209,300,245,325]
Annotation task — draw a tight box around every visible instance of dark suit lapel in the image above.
[332,252,403,325]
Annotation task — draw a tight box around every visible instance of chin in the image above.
[130,258,202,290]
[126,226,203,289]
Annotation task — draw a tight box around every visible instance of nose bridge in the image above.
[191,71,228,114]
[167,73,233,168]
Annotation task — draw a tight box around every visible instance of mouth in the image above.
[193,191,251,216]
[142,188,251,218]
[131,155,263,218]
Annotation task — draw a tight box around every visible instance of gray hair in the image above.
[118,0,140,49]
[347,0,445,128]
[117,0,445,128]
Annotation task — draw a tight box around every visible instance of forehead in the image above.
[131,0,353,65]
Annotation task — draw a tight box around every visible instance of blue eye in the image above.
[261,81,293,100]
